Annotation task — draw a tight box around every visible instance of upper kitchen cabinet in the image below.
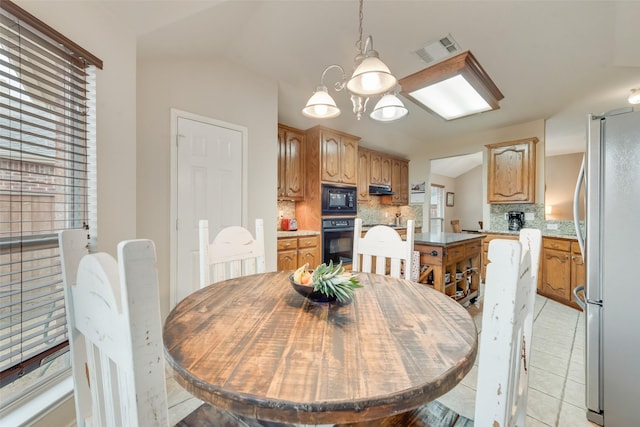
[357,147,371,202]
[381,157,410,206]
[307,126,359,185]
[486,137,539,204]
[369,151,392,186]
[277,124,305,200]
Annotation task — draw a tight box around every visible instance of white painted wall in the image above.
[455,165,484,231]
[136,58,278,319]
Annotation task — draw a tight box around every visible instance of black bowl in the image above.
[289,274,337,302]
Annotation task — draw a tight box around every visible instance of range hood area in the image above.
[369,185,395,195]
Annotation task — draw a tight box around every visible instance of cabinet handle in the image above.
[431,250,438,256]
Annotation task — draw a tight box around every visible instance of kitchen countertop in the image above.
[478,229,578,240]
[277,230,320,238]
[414,232,486,246]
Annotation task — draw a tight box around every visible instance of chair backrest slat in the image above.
[352,218,415,280]
[199,219,266,287]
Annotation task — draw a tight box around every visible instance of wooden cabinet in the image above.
[540,238,572,303]
[414,236,484,306]
[369,151,391,186]
[357,148,371,202]
[319,129,358,185]
[277,124,305,200]
[570,241,585,309]
[486,137,539,204]
[482,233,519,281]
[277,235,321,271]
[381,157,410,206]
[296,126,360,231]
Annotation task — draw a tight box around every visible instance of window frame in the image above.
[0,0,101,414]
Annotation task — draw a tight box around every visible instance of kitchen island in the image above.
[414,232,485,306]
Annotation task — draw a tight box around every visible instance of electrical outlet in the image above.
[525,212,535,221]
[504,213,508,220]
[547,223,559,230]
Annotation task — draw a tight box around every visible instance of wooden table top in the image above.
[163,271,478,425]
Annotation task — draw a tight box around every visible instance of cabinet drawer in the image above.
[445,244,466,263]
[277,238,298,251]
[543,238,571,251]
[298,236,318,249]
[571,241,582,254]
[415,244,443,266]
[465,241,482,257]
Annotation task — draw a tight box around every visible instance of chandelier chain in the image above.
[356,0,364,53]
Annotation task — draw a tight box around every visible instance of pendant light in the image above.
[301,0,406,122]
[370,93,409,122]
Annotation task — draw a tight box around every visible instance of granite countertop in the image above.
[480,229,578,240]
[414,232,486,246]
[362,223,408,230]
[277,230,320,238]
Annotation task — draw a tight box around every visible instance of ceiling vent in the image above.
[414,34,461,65]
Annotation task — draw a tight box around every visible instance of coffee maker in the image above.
[507,211,525,231]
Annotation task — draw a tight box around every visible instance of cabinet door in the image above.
[357,149,370,202]
[486,138,537,203]
[398,160,409,205]
[277,127,286,198]
[370,152,382,185]
[298,247,320,267]
[340,137,358,185]
[391,159,403,204]
[380,156,392,186]
[321,131,341,183]
[571,242,586,309]
[278,250,298,271]
[541,247,571,301]
[284,130,305,199]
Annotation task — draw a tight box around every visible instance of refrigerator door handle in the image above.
[573,285,586,310]
[573,154,585,258]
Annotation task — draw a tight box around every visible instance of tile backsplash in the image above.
[490,203,583,235]
[276,198,423,230]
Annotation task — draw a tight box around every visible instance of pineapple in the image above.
[311,261,362,303]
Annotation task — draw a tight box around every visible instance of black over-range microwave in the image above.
[321,184,357,215]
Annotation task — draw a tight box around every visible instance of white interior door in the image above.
[171,112,246,307]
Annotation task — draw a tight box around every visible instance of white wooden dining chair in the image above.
[473,228,542,426]
[352,218,415,279]
[59,230,219,426]
[198,218,266,288]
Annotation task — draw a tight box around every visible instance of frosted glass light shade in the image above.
[347,56,397,96]
[302,86,341,118]
[370,94,408,122]
[399,51,504,121]
[409,75,491,120]
[629,89,640,105]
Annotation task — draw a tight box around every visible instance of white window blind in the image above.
[0,0,102,393]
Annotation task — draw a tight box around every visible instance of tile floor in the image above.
[166,294,599,426]
[436,294,598,427]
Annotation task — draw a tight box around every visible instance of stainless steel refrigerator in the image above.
[573,107,640,426]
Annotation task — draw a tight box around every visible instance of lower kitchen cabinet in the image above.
[539,237,584,310]
[277,234,321,271]
[482,233,582,310]
[482,233,519,281]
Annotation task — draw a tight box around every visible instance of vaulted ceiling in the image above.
[101,0,640,159]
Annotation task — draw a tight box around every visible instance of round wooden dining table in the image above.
[163,271,478,425]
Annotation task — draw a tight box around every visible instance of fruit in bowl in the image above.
[290,261,361,303]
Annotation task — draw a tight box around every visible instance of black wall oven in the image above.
[321,184,357,216]
[322,217,355,266]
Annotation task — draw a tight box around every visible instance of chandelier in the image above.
[302,0,408,122]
